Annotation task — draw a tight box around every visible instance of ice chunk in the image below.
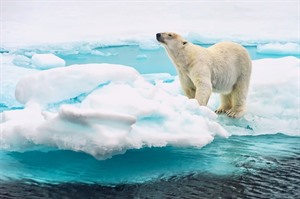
[0,54,38,108]
[0,102,45,150]
[136,54,147,60]
[15,63,141,104]
[257,42,299,55]
[31,54,66,69]
[12,55,31,67]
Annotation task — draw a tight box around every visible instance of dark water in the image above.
[1,135,299,199]
[1,155,299,199]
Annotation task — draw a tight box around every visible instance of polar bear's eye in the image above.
[168,34,172,37]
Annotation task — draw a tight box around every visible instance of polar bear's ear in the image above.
[182,41,188,45]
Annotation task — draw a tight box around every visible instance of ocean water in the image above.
[57,44,300,75]
[1,135,299,198]
[0,44,299,198]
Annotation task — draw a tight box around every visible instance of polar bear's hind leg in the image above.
[225,79,249,118]
[215,94,232,114]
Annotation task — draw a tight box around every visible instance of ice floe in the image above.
[1,56,299,159]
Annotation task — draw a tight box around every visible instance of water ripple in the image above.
[1,155,299,199]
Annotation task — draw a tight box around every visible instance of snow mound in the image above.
[32,54,66,69]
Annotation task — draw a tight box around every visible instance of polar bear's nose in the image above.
[156,33,161,40]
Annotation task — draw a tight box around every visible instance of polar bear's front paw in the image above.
[215,107,230,114]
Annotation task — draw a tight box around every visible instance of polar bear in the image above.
[156,32,252,118]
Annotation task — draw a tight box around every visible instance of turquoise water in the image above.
[1,43,299,198]
[1,134,299,184]
[58,44,300,75]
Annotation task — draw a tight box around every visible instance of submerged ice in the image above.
[1,54,299,159]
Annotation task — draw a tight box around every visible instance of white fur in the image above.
[157,32,252,118]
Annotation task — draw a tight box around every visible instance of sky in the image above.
[1,1,299,45]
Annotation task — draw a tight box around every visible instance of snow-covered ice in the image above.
[2,59,230,159]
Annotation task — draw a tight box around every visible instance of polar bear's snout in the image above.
[156,33,164,43]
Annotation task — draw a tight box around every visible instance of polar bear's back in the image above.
[207,42,251,75]
[208,42,251,69]
[206,42,252,93]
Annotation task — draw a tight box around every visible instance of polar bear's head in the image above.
[156,32,188,50]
